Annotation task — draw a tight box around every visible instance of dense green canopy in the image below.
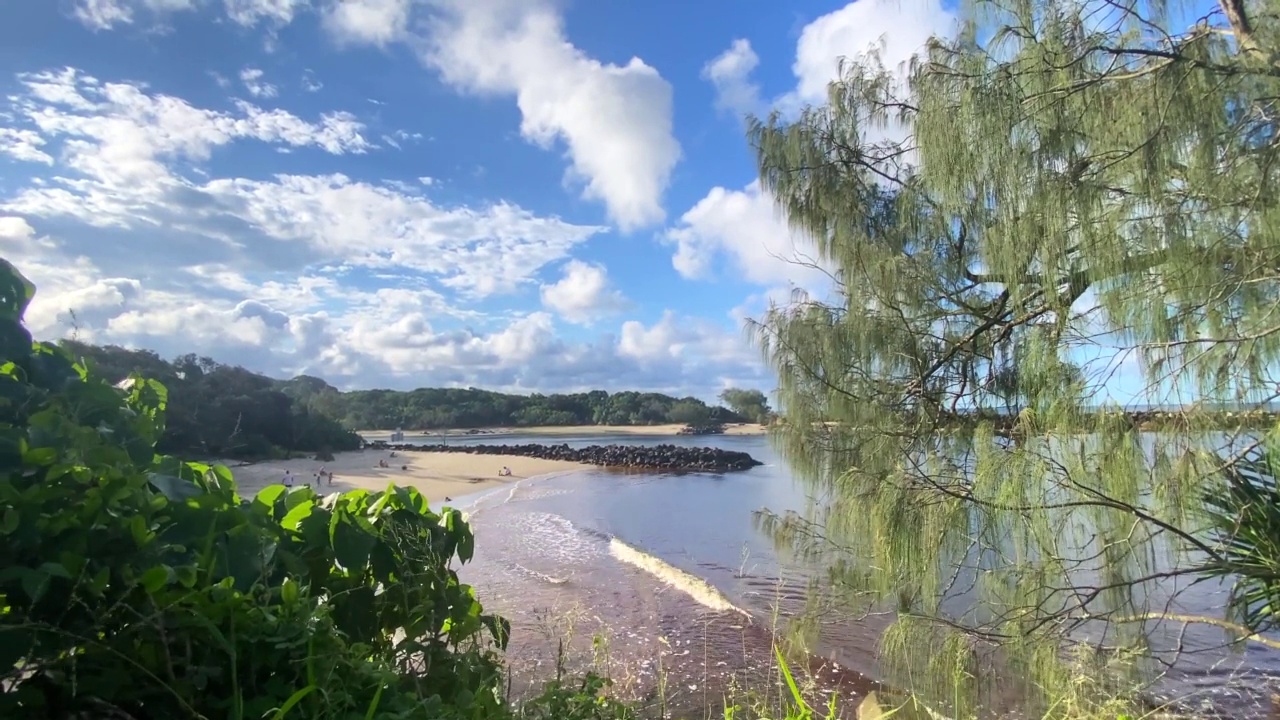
[749,0,1279,715]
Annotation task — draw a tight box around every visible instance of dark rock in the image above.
[677,423,726,436]
[362,440,763,472]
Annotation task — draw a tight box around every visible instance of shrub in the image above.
[0,258,509,719]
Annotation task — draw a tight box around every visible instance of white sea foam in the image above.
[608,538,752,619]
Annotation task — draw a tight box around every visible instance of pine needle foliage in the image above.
[745,0,1280,715]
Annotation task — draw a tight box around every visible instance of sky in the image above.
[0,0,1165,404]
[0,0,960,400]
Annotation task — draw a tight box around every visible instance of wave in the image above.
[510,562,572,585]
[608,538,753,620]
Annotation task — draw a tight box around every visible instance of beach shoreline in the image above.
[356,423,768,439]
[221,448,588,504]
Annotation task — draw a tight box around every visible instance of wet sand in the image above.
[221,448,587,503]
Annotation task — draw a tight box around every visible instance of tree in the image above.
[668,400,713,426]
[747,0,1279,716]
[718,388,772,424]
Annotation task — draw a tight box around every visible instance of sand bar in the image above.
[357,423,768,439]
[221,448,587,504]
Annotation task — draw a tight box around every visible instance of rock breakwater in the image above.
[364,441,762,472]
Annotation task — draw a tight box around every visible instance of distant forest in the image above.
[59,342,759,456]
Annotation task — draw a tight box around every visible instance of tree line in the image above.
[299,385,770,430]
[58,340,362,459]
[57,342,773,457]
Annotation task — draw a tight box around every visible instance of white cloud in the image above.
[7,228,767,395]
[0,128,53,164]
[540,260,629,325]
[301,70,324,92]
[680,0,955,295]
[0,68,370,225]
[665,181,832,295]
[70,0,198,30]
[785,0,953,111]
[323,0,412,47]
[703,39,762,119]
[224,0,308,26]
[0,67,601,294]
[240,67,279,99]
[420,0,681,231]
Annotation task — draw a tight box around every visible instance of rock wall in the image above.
[364,441,762,472]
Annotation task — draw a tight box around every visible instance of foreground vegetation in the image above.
[748,0,1280,714]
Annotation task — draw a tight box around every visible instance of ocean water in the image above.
[410,432,1280,718]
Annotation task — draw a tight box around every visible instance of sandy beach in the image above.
[222,448,587,504]
[358,423,768,439]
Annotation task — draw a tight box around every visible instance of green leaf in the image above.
[281,577,299,605]
[129,514,153,547]
[1,507,18,535]
[148,473,203,502]
[0,260,36,322]
[174,565,197,588]
[38,562,70,580]
[89,566,110,595]
[281,500,314,531]
[268,685,316,720]
[255,484,287,510]
[21,568,49,603]
[140,565,171,593]
[331,516,376,575]
[20,445,55,466]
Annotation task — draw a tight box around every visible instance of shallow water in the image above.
[419,432,1280,717]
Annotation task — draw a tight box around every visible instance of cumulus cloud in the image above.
[240,67,279,98]
[665,181,832,297]
[419,0,681,231]
[322,0,412,47]
[64,0,682,233]
[785,0,953,111]
[703,39,762,119]
[0,66,763,395]
[539,260,629,325]
[682,0,955,296]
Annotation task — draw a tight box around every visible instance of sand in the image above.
[221,448,587,504]
[358,423,768,439]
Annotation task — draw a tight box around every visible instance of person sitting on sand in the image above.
[499,466,511,477]
[400,464,407,471]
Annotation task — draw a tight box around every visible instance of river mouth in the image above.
[436,435,1280,719]
[454,477,878,717]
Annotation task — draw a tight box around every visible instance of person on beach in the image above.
[283,471,294,489]
[328,472,335,486]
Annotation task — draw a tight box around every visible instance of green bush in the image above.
[0,258,510,718]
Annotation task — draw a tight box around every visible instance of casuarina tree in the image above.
[747,0,1280,715]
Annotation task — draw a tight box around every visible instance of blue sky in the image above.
[0,0,1171,403]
